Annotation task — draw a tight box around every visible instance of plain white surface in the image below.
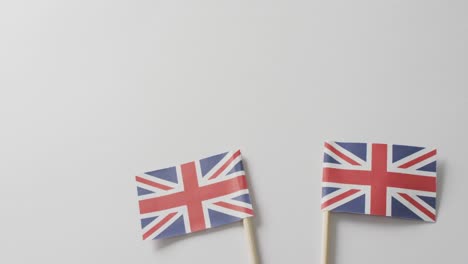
[1,1,467,263]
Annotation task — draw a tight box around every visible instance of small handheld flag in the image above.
[135,150,254,240]
[320,141,437,264]
[321,141,437,221]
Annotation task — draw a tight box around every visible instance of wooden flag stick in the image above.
[321,211,330,264]
[243,217,260,264]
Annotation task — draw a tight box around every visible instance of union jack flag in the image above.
[321,141,437,222]
[136,150,254,240]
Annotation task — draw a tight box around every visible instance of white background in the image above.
[1,1,467,263]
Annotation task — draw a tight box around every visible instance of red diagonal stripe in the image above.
[136,176,173,191]
[325,143,361,165]
[142,212,178,240]
[321,189,360,209]
[213,201,254,215]
[208,150,242,180]
[398,149,437,169]
[398,193,436,221]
